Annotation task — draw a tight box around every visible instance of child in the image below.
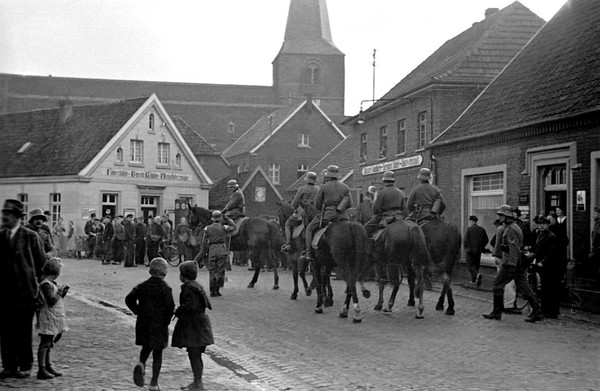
[125,258,175,391]
[172,261,214,391]
[36,257,69,380]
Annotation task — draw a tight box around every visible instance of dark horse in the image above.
[313,220,371,323]
[372,219,432,318]
[420,219,462,315]
[188,206,283,290]
[276,201,314,300]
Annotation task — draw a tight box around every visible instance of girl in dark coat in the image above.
[172,261,214,391]
[125,258,175,391]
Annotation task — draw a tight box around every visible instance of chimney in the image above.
[485,8,499,18]
[58,99,73,124]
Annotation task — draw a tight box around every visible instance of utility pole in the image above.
[372,49,377,102]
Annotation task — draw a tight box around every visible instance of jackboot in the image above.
[483,294,504,320]
[45,350,62,377]
[37,348,55,380]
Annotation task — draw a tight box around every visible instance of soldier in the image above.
[304,165,352,261]
[196,211,234,297]
[364,171,405,237]
[281,171,319,252]
[407,168,446,222]
[222,180,245,222]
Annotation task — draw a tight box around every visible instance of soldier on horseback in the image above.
[304,165,352,261]
[281,171,319,252]
[407,168,446,223]
[222,179,245,223]
[364,171,405,238]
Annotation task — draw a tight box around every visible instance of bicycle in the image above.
[158,241,181,267]
[515,262,541,312]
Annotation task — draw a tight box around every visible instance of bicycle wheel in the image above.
[161,245,181,266]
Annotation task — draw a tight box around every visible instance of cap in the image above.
[468,215,478,222]
[29,208,47,223]
[367,185,377,195]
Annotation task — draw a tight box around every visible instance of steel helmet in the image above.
[417,168,432,181]
[325,165,339,179]
[211,210,222,220]
[496,205,513,218]
[29,208,47,223]
[305,171,317,184]
[367,185,377,195]
[382,171,395,182]
[227,179,238,188]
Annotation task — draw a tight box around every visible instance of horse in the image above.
[412,218,462,315]
[371,219,432,318]
[276,201,314,300]
[312,220,371,323]
[188,206,283,290]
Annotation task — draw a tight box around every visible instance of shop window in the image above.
[268,163,280,185]
[397,119,406,155]
[50,193,61,224]
[130,140,143,164]
[158,142,170,165]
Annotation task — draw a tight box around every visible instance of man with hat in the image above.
[483,205,543,323]
[304,165,352,260]
[463,215,489,286]
[27,208,56,258]
[357,185,377,225]
[222,179,245,222]
[407,168,446,223]
[364,171,405,238]
[84,213,99,258]
[123,214,136,267]
[0,199,47,379]
[112,215,125,265]
[282,171,319,252]
[195,210,234,297]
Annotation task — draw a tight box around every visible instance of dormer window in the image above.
[116,147,123,163]
[149,113,155,132]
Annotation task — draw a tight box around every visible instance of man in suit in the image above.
[0,199,47,379]
[464,215,489,286]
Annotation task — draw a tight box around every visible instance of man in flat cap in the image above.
[464,215,489,287]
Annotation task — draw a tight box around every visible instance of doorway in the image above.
[141,195,159,223]
[541,165,567,215]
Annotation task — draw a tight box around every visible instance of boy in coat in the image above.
[125,258,175,390]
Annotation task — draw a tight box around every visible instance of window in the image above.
[545,166,567,186]
[418,112,428,149]
[102,193,118,217]
[472,173,504,192]
[397,119,406,154]
[298,133,310,147]
[141,196,156,206]
[297,163,308,179]
[467,171,505,248]
[268,163,280,185]
[149,114,155,132]
[305,63,320,85]
[116,147,123,163]
[18,193,28,221]
[360,133,368,163]
[50,193,61,224]
[227,122,235,133]
[158,142,170,165]
[175,153,182,168]
[130,140,143,163]
[379,126,388,159]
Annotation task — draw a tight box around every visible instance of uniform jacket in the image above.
[314,179,352,221]
[373,185,405,217]
[172,280,214,348]
[492,222,523,267]
[0,225,46,307]
[464,224,489,254]
[223,188,245,215]
[203,222,234,260]
[125,276,175,349]
[407,182,446,214]
[292,184,319,210]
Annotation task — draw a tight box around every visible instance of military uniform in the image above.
[223,181,245,221]
[199,213,234,296]
[283,173,319,249]
[407,168,446,222]
[304,165,351,259]
[364,172,405,237]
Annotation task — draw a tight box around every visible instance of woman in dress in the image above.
[53,218,67,252]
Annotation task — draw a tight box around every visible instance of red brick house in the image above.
[223,99,346,191]
[343,2,544,195]
[430,0,600,307]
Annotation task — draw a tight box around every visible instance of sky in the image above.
[0,0,567,116]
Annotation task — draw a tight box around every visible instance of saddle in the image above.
[230,216,249,237]
[292,223,305,239]
[311,225,331,249]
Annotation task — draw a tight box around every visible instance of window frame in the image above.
[158,142,170,166]
[50,193,61,224]
[130,139,143,164]
[360,133,368,164]
[379,125,388,159]
[418,111,428,149]
[297,163,308,179]
[149,113,155,132]
[396,119,406,155]
[298,133,310,148]
[268,163,281,185]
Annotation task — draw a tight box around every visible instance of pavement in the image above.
[0,257,598,391]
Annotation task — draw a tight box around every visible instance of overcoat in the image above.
[125,276,175,348]
[172,280,214,348]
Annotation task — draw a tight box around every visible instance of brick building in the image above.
[342,2,544,195]
[0,94,211,234]
[430,0,600,305]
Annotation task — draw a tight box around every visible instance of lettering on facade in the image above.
[361,155,423,176]
[103,168,191,182]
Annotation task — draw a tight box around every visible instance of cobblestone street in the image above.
[2,258,598,391]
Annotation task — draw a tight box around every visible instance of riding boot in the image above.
[37,348,54,380]
[209,278,215,297]
[483,295,504,320]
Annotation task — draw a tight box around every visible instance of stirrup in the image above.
[281,244,291,252]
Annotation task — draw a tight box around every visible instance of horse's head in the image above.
[276,200,294,230]
[188,205,212,228]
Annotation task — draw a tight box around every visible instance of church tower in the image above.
[272,0,345,116]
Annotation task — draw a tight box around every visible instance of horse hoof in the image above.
[352,318,362,323]
[290,292,297,300]
[445,308,455,316]
[247,283,254,289]
[407,299,415,307]
[305,288,312,297]
[315,307,323,314]
[324,297,333,307]
[362,290,371,299]
[435,304,444,311]
[415,314,424,319]
[383,307,392,314]
[273,285,279,290]
[374,304,382,311]
[339,312,348,319]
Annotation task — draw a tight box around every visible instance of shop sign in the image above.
[81,208,96,220]
[103,168,190,182]
[361,155,423,176]
[255,187,266,202]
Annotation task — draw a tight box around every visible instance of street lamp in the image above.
[357,99,396,125]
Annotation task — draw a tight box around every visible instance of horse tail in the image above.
[409,224,433,270]
[444,222,462,275]
[348,222,368,279]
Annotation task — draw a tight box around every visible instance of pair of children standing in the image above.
[126,259,213,391]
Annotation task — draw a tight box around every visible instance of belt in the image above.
[324,202,339,207]
[210,241,225,245]
[385,207,403,211]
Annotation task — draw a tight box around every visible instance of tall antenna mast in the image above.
[372,49,377,101]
